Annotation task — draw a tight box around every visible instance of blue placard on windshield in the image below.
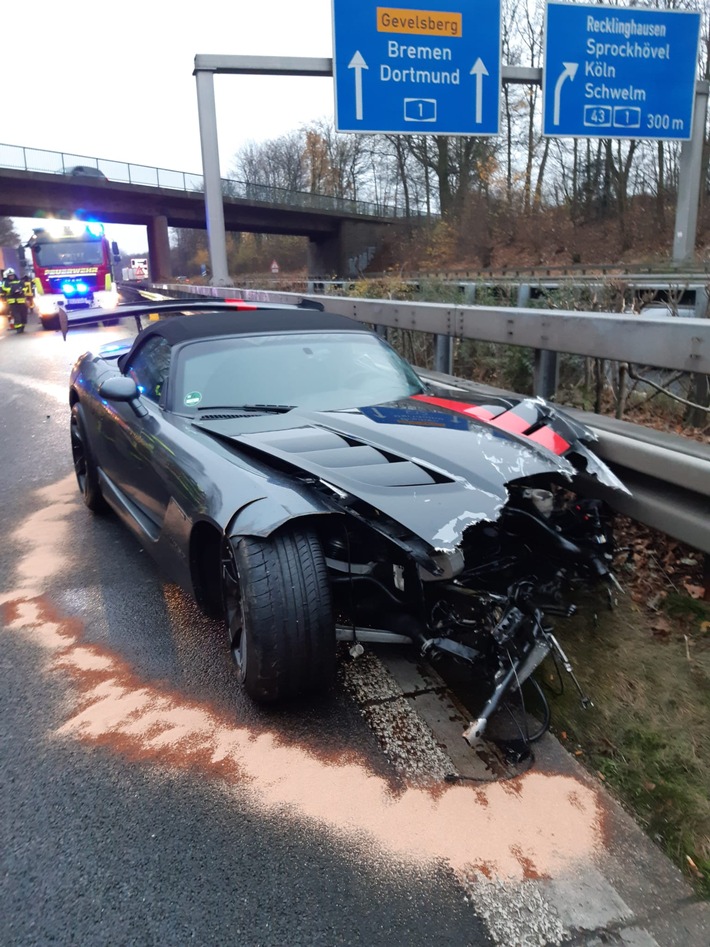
[543,3,701,140]
[332,0,501,135]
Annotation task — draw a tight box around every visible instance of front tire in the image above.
[222,526,335,703]
[70,403,107,513]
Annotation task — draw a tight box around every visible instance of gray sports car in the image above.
[69,299,628,742]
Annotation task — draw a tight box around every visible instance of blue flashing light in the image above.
[76,282,89,294]
[62,282,76,295]
[86,222,104,237]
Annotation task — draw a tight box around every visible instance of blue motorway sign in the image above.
[332,0,501,135]
[543,3,701,140]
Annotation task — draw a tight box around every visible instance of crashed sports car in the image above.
[69,299,628,741]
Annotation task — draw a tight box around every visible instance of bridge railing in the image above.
[0,141,420,219]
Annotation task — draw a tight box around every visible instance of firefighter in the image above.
[22,273,35,318]
[1,269,29,332]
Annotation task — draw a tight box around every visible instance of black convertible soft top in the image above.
[117,308,369,372]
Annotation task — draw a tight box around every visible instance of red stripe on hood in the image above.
[411,395,570,455]
[412,394,496,421]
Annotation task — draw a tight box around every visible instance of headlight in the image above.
[94,290,119,310]
[37,296,62,315]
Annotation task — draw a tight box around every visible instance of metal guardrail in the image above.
[149,281,710,555]
[0,141,419,220]
[156,281,709,373]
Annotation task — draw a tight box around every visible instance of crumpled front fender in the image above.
[226,492,339,540]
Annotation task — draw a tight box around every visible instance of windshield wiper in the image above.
[196,404,295,413]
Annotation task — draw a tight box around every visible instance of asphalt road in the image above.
[1,313,708,947]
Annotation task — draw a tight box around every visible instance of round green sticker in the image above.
[184,391,202,407]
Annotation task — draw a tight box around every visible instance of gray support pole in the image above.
[146,216,172,281]
[194,68,233,287]
[518,283,558,400]
[673,81,710,266]
[434,333,453,374]
[462,283,477,304]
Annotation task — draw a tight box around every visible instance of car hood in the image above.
[192,393,627,553]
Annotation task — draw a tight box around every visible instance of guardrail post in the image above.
[434,331,453,374]
[518,282,558,399]
[462,283,476,305]
[687,285,710,426]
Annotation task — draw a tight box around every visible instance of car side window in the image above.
[125,336,172,404]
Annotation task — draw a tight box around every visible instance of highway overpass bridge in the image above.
[0,144,413,279]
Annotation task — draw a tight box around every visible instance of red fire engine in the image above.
[29,221,119,330]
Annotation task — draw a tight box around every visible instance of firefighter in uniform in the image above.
[1,269,29,332]
[22,273,35,319]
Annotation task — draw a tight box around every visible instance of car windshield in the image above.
[33,240,104,267]
[172,331,426,414]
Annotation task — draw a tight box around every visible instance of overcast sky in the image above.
[9,0,336,251]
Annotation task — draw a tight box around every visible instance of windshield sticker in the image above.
[184,391,202,407]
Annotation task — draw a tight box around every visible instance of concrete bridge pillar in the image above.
[147,215,172,281]
[307,219,389,278]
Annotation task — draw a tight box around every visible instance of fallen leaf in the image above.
[651,616,673,636]
[683,584,705,600]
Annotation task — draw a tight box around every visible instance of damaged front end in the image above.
[321,473,620,749]
[213,392,627,744]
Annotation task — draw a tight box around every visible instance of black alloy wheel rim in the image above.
[70,416,88,494]
[222,542,246,673]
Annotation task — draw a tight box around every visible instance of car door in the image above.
[100,335,176,531]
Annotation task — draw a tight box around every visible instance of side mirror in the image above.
[99,376,148,418]
[111,241,120,257]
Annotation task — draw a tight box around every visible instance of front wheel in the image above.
[221,526,335,703]
[70,403,108,513]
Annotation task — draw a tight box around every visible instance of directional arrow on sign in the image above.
[470,58,489,124]
[553,62,578,126]
[348,51,368,121]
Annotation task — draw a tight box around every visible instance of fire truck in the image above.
[28,221,120,330]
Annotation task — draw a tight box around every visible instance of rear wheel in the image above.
[70,403,107,513]
[221,526,335,702]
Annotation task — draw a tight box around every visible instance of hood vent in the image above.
[242,426,451,488]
